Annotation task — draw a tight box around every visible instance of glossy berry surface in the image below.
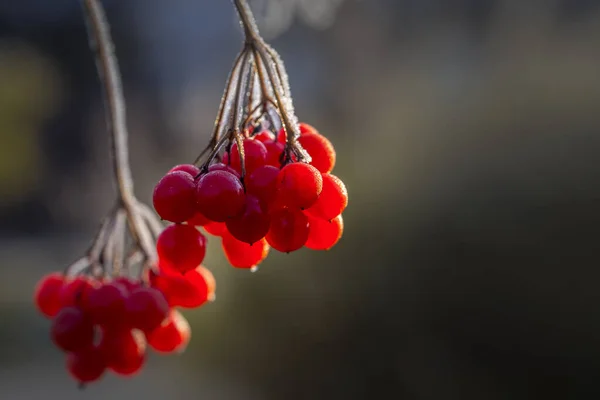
[266,208,310,253]
[51,307,95,352]
[298,131,336,173]
[195,170,246,222]
[169,164,200,178]
[226,195,270,244]
[222,233,270,269]
[227,138,267,175]
[100,328,146,376]
[246,165,279,208]
[156,224,207,274]
[86,282,128,327]
[276,163,323,209]
[125,287,170,333]
[153,171,197,223]
[305,215,344,250]
[147,310,191,354]
[306,173,348,221]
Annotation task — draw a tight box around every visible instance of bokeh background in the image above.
[1,0,600,399]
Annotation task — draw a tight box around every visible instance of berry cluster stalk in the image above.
[194,0,311,178]
[65,0,162,279]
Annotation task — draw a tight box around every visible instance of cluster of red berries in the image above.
[33,263,215,384]
[152,123,348,270]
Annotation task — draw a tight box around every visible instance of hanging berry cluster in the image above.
[32,0,347,388]
[152,0,348,270]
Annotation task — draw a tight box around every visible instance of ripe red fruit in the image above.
[263,140,285,167]
[298,132,336,173]
[246,165,279,207]
[226,195,271,244]
[305,173,348,220]
[169,164,200,178]
[34,273,64,318]
[100,328,146,376]
[276,163,323,209]
[125,287,170,333]
[203,221,227,237]
[86,282,128,327]
[156,224,207,274]
[113,276,138,293]
[149,267,208,308]
[254,130,274,142]
[59,276,95,310]
[147,310,191,354]
[186,212,211,227]
[51,307,95,352]
[66,346,106,383]
[226,139,267,175]
[222,233,270,269]
[153,171,197,223]
[266,208,310,253]
[305,215,344,250]
[209,162,240,178]
[277,122,318,143]
[195,170,246,222]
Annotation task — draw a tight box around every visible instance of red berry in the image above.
[156,224,207,274]
[34,273,64,318]
[277,123,318,143]
[186,212,211,227]
[227,139,267,175]
[169,164,200,178]
[276,163,323,209]
[125,287,170,333]
[306,173,348,220]
[113,276,138,293]
[266,208,310,253]
[203,221,227,236]
[66,346,106,383]
[222,233,270,269]
[59,276,95,310]
[298,132,336,173]
[226,195,270,244]
[196,266,216,300]
[51,307,95,352]
[263,140,285,167]
[99,328,146,376]
[246,165,279,207]
[254,131,274,142]
[149,267,208,309]
[153,171,197,223]
[147,310,191,354]
[86,282,128,327]
[209,162,240,178]
[195,170,246,222]
[305,215,344,250]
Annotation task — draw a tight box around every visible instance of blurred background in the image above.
[1,0,600,399]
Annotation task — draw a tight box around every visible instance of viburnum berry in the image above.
[59,276,95,310]
[100,328,146,376]
[222,233,270,269]
[266,208,310,253]
[156,224,207,274]
[153,171,197,223]
[169,164,200,178]
[196,265,216,300]
[147,310,191,354]
[209,162,240,178]
[276,163,323,209]
[150,266,209,308]
[226,195,271,244]
[298,131,336,173]
[125,287,170,333]
[186,212,211,227]
[225,138,267,175]
[277,122,318,143]
[66,346,106,384]
[255,132,285,167]
[306,173,348,221]
[34,273,65,318]
[246,165,279,208]
[113,276,138,292]
[195,170,246,222]
[305,215,344,250]
[86,282,128,327]
[203,221,228,237]
[51,307,95,352]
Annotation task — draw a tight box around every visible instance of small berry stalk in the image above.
[33,0,213,386]
[153,0,349,269]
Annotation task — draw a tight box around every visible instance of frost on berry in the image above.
[276,163,323,210]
